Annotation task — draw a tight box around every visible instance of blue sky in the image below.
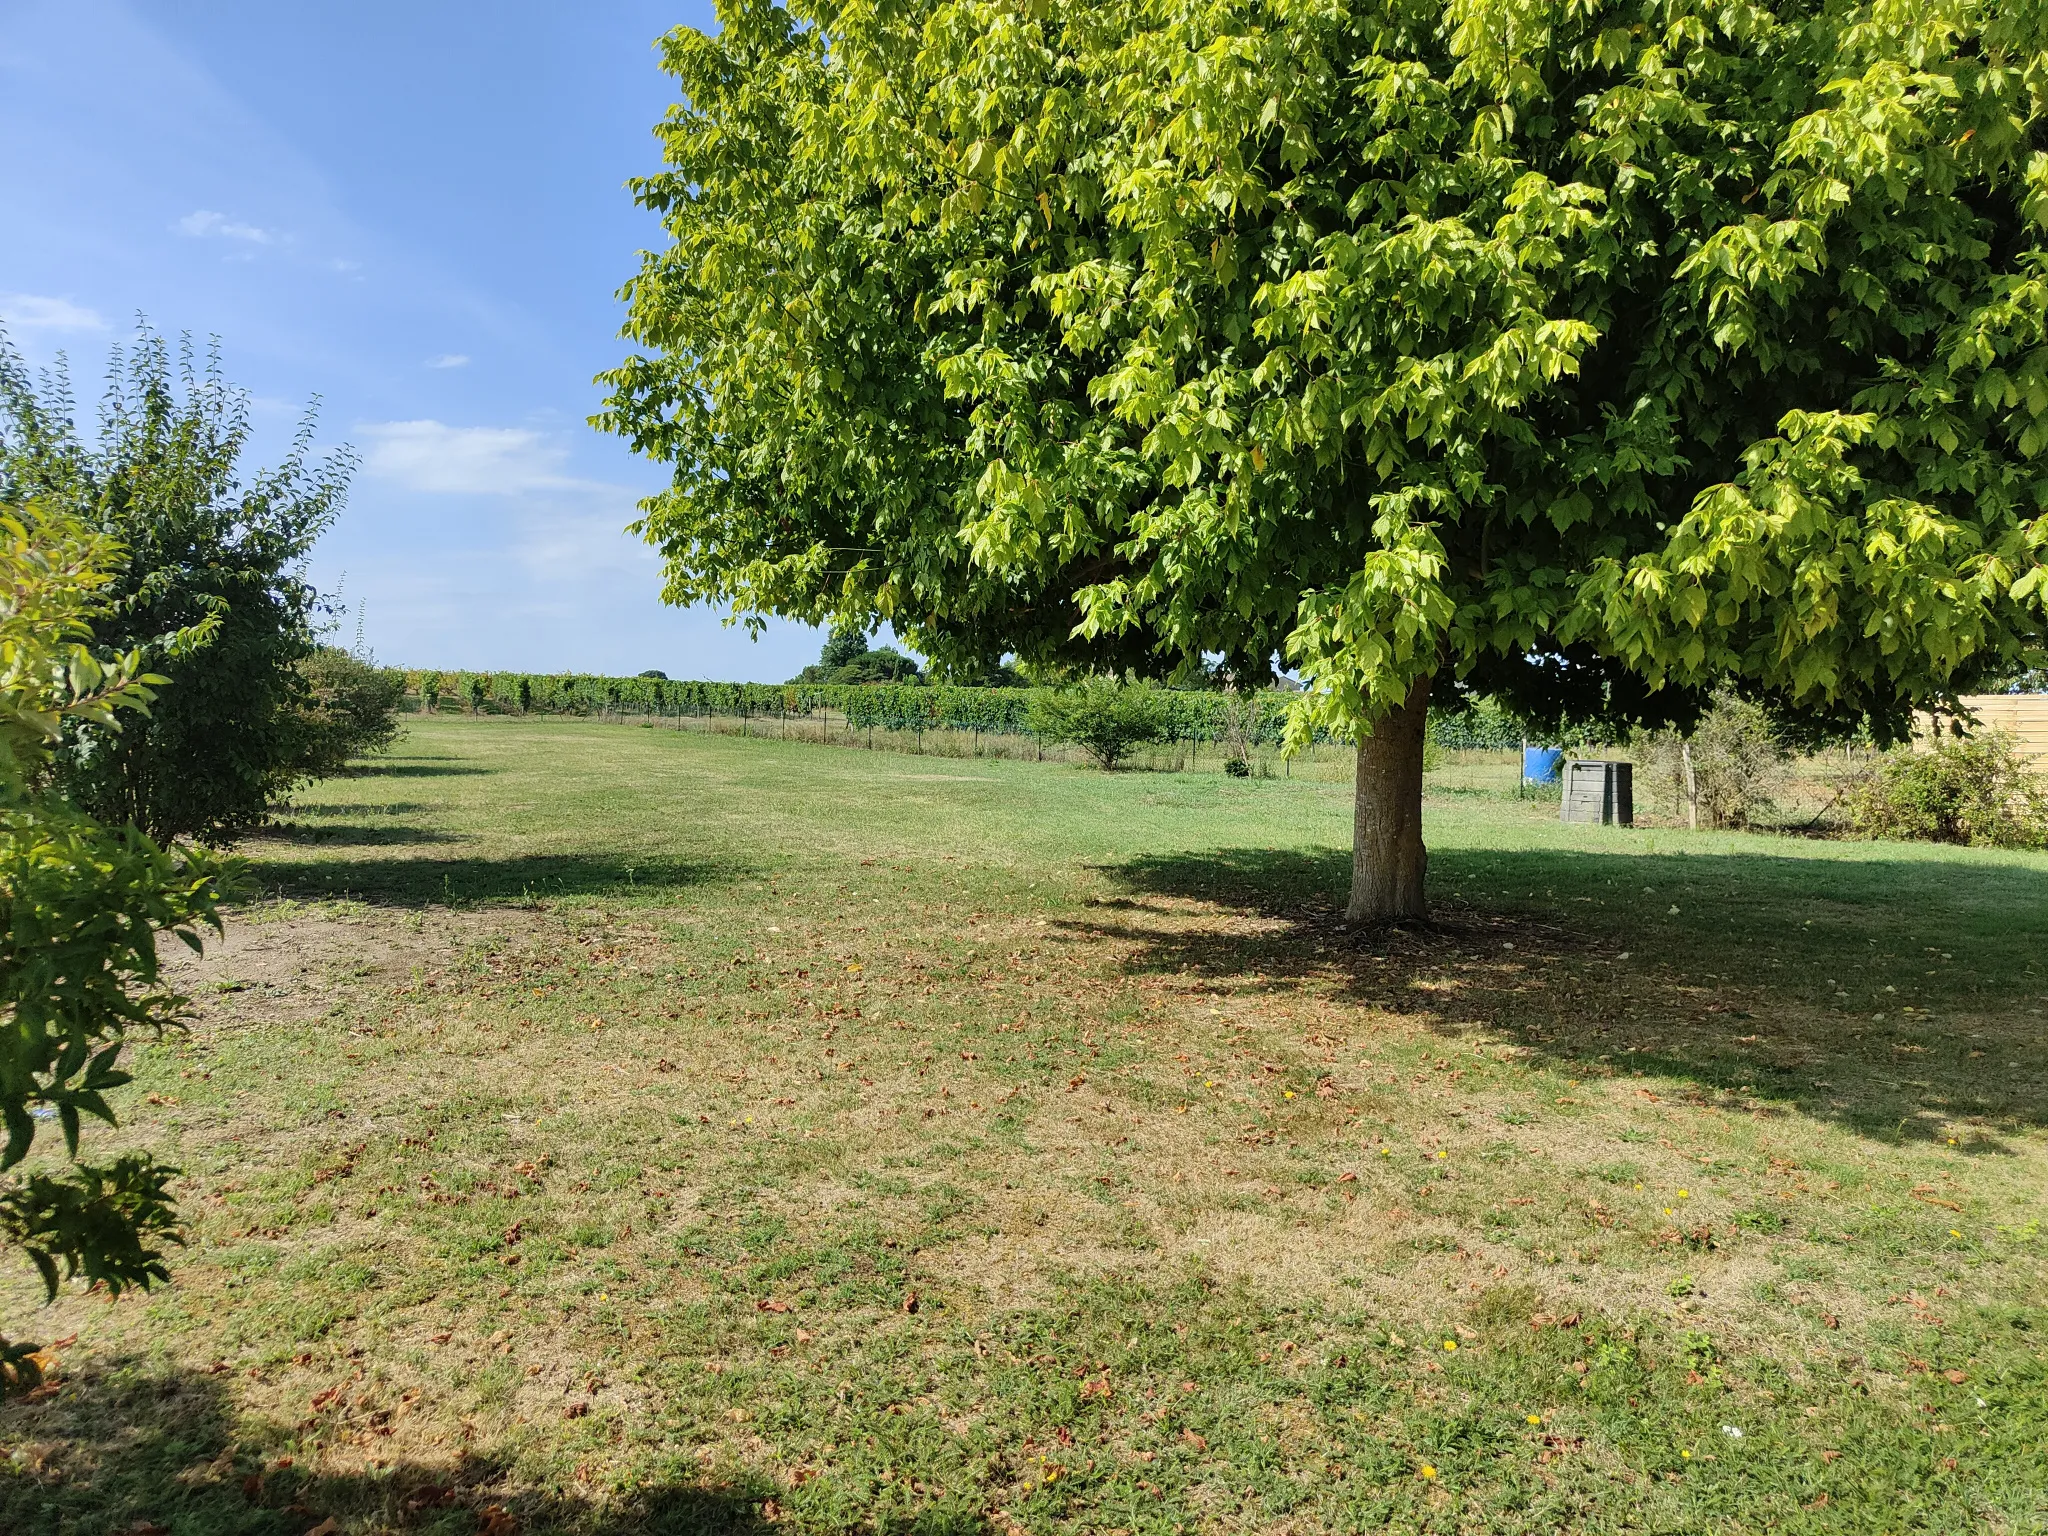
[0,0,836,680]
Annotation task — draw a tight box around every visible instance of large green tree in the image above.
[602,0,2048,919]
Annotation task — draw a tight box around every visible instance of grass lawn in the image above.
[4,715,2045,1535]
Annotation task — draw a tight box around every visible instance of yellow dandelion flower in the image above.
[1443,1340,1458,1351]
[1419,1464,1438,1479]
[1284,1090,1297,1099]
[1526,1414,1543,1425]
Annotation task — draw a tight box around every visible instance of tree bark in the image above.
[1348,673,1432,923]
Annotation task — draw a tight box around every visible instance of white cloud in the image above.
[509,509,658,584]
[175,209,276,244]
[357,419,576,496]
[0,293,107,333]
[424,353,470,369]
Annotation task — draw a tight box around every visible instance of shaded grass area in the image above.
[1103,844,2048,1141]
[3,717,2045,1535]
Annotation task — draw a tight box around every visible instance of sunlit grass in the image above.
[3,716,2043,1534]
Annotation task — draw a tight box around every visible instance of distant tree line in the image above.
[396,662,1533,750]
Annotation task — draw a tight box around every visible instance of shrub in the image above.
[0,501,228,1394]
[1216,689,1261,774]
[0,325,352,845]
[1635,689,1788,829]
[1849,728,2048,848]
[288,647,406,780]
[1028,675,1168,769]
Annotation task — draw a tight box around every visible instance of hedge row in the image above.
[399,669,1530,749]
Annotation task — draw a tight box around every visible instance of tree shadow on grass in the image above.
[238,852,742,909]
[353,762,493,778]
[260,823,462,848]
[1083,843,2048,1145]
[0,1357,872,1536]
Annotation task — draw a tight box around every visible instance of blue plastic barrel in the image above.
[1522,746,1563,785]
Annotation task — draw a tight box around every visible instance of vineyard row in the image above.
[393,670,1530,751]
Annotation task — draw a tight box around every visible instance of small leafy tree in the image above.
[1218,688,1262,777]
[287,647,406,781]
[1849,729,2048,848]
[0,502,227,1394]
[0,324,354,844]
[1029,676,1168,769]
[1637,690,1790,829]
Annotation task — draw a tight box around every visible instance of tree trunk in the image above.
[1348,673,1432,923]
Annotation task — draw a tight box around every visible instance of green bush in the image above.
[1028,676,1169,769]
[288,647,406,780]
[1635,689,1788,829]
[0,501,228,1394]
[1,325,352,845]
[1848,729,2048,848]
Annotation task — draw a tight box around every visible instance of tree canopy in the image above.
[791,623,927,684]
[601,0,2048,914]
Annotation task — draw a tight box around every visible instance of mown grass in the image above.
[3,716,2045,1535]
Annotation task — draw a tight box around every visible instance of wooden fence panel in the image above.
[1946,695,2048,767]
